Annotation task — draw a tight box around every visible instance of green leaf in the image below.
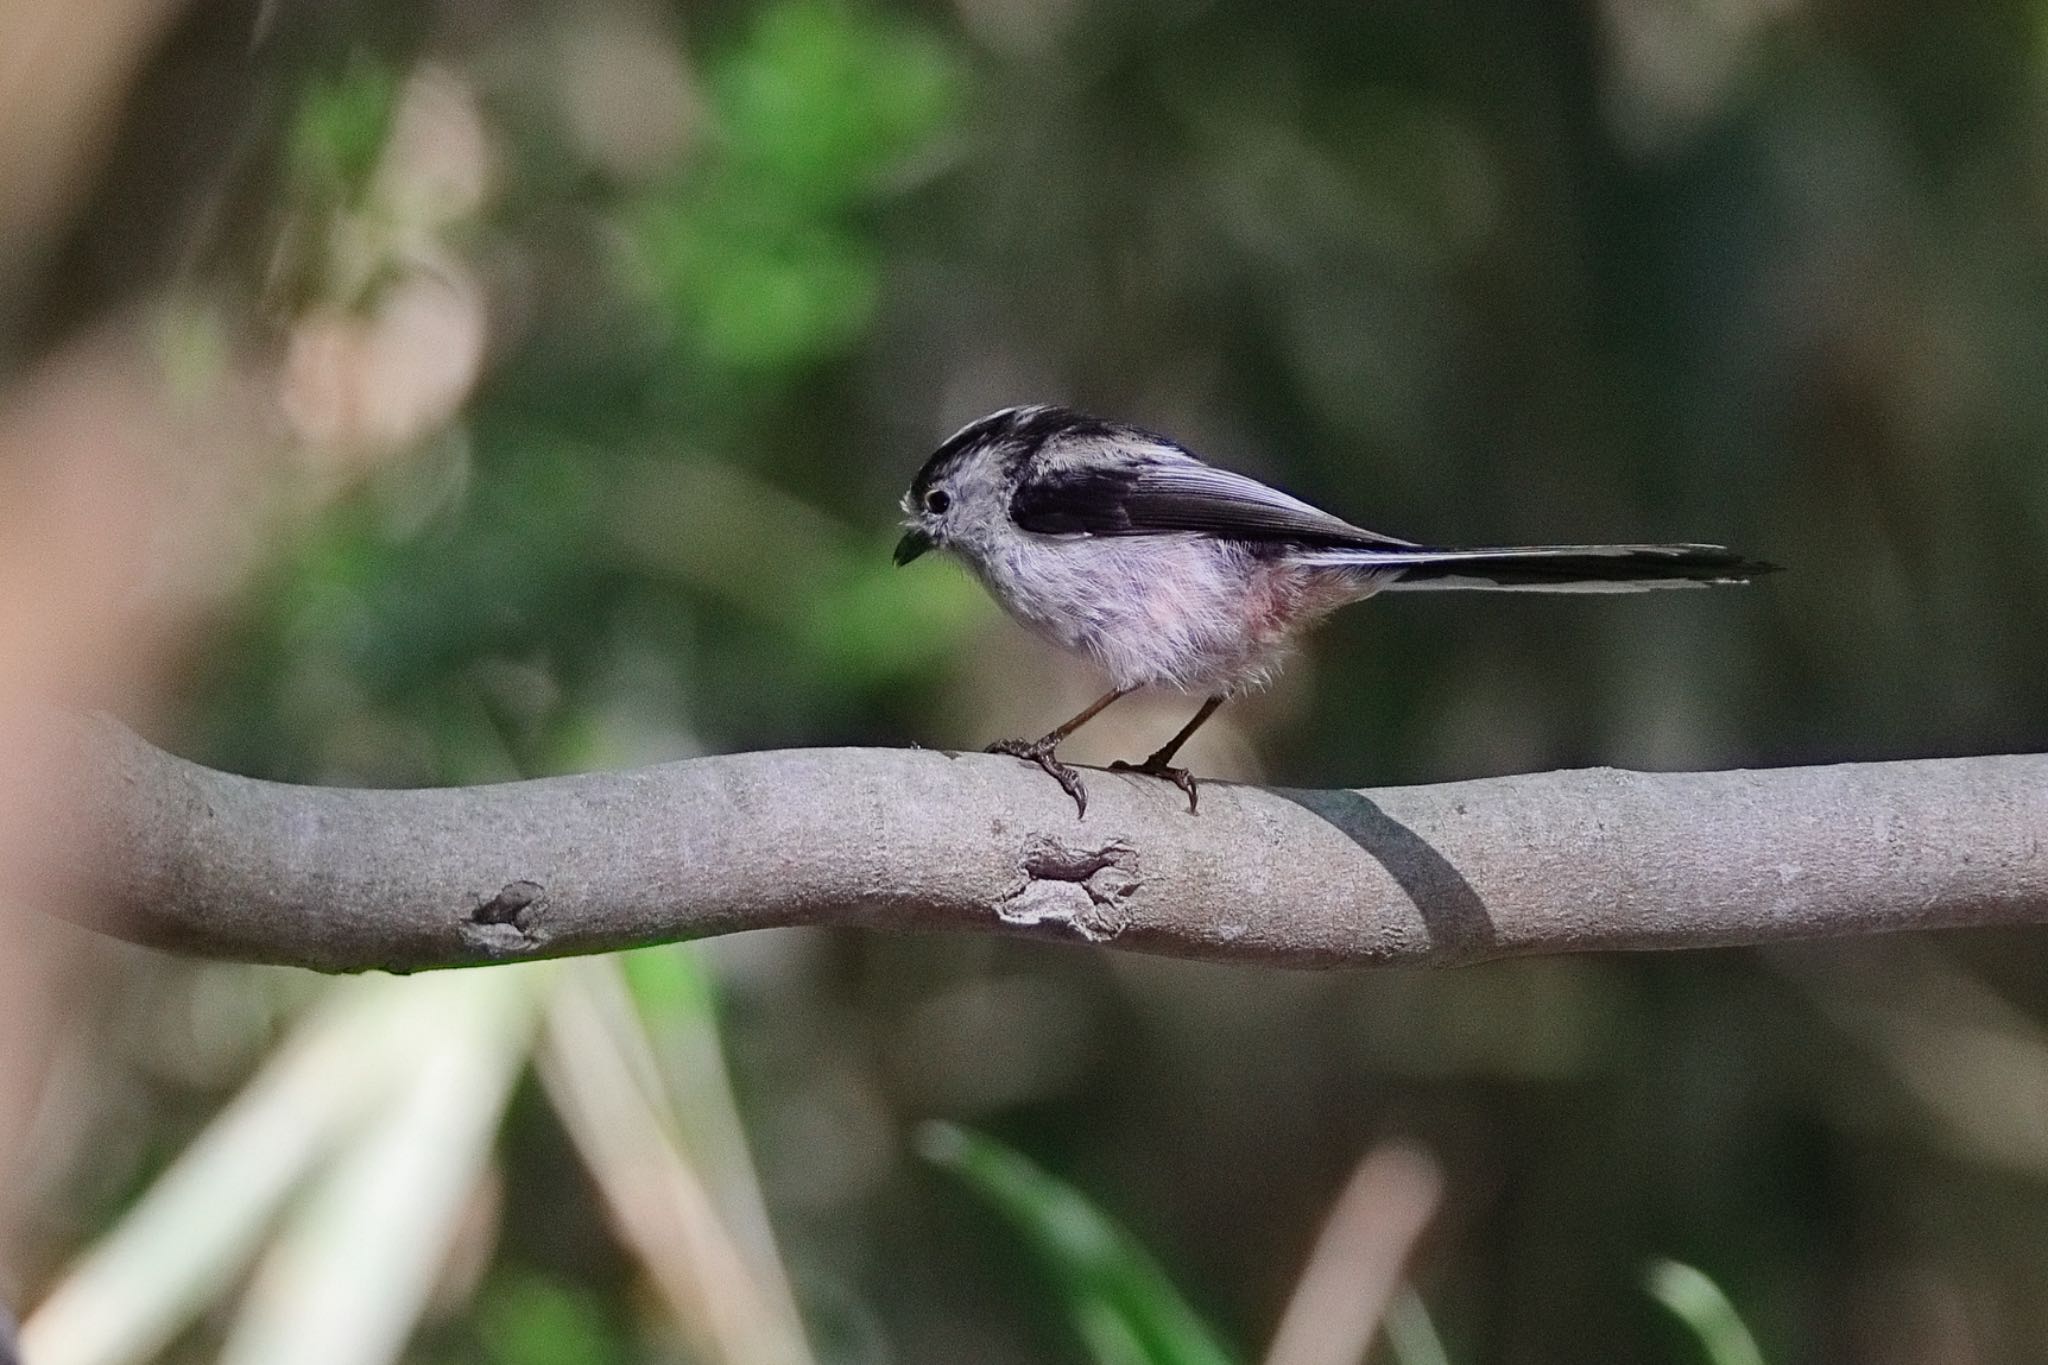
[628,187,882,371]
[620,942,719,1028]
[289,54,399,205]
[918,1123,1239,1365]
[1644,1259,1766,1365]
[617,1,959,373]
[690,224,879,370]
[477,1272,628,1365]
[714,2,958,206]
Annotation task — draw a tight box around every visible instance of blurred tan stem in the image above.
[20,978,445,1365]
[538,960,813,1365]
[582,952,809,1339]
[1263,1143,1445,1365]
[216,968,545,1365]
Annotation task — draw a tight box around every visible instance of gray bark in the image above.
[63,716,2048,973]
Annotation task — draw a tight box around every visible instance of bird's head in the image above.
[894,404,1115,566]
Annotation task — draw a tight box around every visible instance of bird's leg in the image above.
[1112,695,1225,813]
[985,687,1130,818]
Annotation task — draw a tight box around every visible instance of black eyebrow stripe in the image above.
[908,406,1124,497]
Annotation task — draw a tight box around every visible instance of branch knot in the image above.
[993,836,1140,942]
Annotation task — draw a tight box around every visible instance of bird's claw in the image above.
[986,736,1089,817]
[1110,757,1200,813]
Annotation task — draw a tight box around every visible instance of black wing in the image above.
[1010,458,1412,548]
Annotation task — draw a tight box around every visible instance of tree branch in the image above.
[62,717,2048,973]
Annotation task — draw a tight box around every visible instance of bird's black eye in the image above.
[924,489,951,515]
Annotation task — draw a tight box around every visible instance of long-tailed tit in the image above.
[895,405,1775,815]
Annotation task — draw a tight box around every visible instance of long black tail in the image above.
[1311,543,1780,593]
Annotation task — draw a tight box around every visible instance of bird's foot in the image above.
[1110,756,1200,814]
[986,736,1089,817]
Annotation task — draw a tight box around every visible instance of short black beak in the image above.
[893,528,935,566]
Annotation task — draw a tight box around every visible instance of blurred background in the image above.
[3,0,2048,1360]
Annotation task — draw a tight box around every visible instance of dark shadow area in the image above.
[1272,786,1496,958]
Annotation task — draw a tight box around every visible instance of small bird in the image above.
[894,405,1775,816]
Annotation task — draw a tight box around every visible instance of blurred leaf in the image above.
[477,1273,628,1365]
[918,1122,1239,1365]
[1382,1288,1453,1365]
[1644,1260,1766,1365]
[714,2,958,206]
[694,221,878,370]
[628,188,881,372]
[289,55,399,206]
[620,0,958,373]
[621,941,720,1025]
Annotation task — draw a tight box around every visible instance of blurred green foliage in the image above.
[287,55,400,210]
[629,3,958,370]
[622,943,721,1026]
[475,1274,630,1365]
[1644,1260,1768,1365]
[920,1122,1237,1365]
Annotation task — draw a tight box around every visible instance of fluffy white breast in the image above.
[958,527,1388,693]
